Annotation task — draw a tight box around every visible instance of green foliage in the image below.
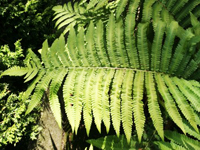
[0,40,24,70]
[1,0,200,149]
[0,92,42,148]
[0,0,58,50]
[0,42,41,149]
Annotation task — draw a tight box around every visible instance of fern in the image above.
[1,0,200,144]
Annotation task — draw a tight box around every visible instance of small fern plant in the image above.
[1,0,200,144]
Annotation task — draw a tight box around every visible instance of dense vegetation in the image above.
[1,0,200,150]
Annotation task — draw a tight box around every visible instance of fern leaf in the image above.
[77,27,89,67]
[55,35,70,67]
[0,66,28,78]
[173,78,200,112]
[116,0,128,19]
[63,21,77,35]
[164,75,198,132]
[115,17,129,68]
[160,21,178,73]
[57,16,79,30]
[86,22,101,66]
[160,9,171,24]
[145,72,164,140]
[106,13,118,67]
[137,23,150,70]
[121,70,134,143]
[67,1,73,13]
[49,69,67,128]
[26,70,54,114]
[73,69,87,134]
[94,0,108,11]
[24,61,34,79]
[183,60,198,79]
[183,120,200,140]
[63,69,76,133]
[87,0,99,10]
[41,40,51,68]
[82,69,95,136]
[110,69,124,137]
[166,0,177,10]
[101,69,115,133]
[132,71,145,143]
[24,61,38,83]
[169,30,194,74]
[95,20,110,67]
[142,0,156,22]
[67,27,81,66]
[175,0,200,23]
[125,1,140,69]
[151,21,166,71]
[155,74,185,133]
[53,11,69,21]
[50,38,63,67]
[92,69,104,133]
[165,130,200,150]
[171,0,188,15]
[22,70,45,101]
[155,141,174,150]
[152,2,163,21]
[87,135,134,150]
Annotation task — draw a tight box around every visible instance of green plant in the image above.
[0,41,41,149]
[0,40,24,70]
[1,0,200,149]
[0,92,42,148]
[0,0,57,50]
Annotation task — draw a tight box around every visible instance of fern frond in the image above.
[22,70,45,101]
[77,27,89,67]
[0,66,28,78]
[92,69,104,133]
[125,0,140,69]
[154,141,174,150]
[183,120,200,140]
[155,74,185,133]
[121,70,134,143]
[26,70,54,114]
[73,69,87,134]
[145,72,164,140]
[95,20,110,67]
[106,13,117,67]
[116,0,128,19]
[115,17,129,68]
[110,69,124,137]
[132,71,145,143]
[169,30,194,74]
[173,78,200,112]
[166,0,177,10]
[86,22,101,66]
[175,0,200,23]
[101,69,115,133]
[151,21,165,71]
[24,61,38,83]
[171,0,189,15]
[165,130,200,150]
[137,23,150,70]
[49,69,67,128]
[142,0,156,22]
[67,26,81,66]
[63,69,76,133]
[164,75,198,131]
[82,69,95,136]
[87,135,134,150]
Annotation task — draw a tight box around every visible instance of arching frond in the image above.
[2,0,200,144]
